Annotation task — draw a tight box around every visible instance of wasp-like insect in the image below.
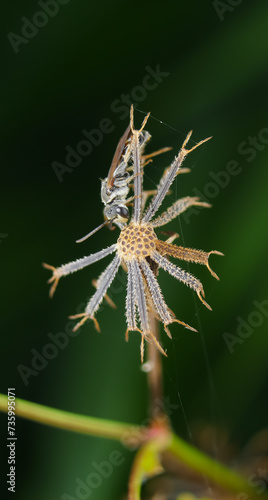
[76,111,150,242]
[101,124,136,228]
[76,107,171,243]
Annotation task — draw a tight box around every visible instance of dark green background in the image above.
[1,1,268,498]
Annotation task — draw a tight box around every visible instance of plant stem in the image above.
[1,393,267,499]
[146,312,168,425]
[167,433,267,499]
[0,393,131,441]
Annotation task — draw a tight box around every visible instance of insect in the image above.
[100,123,133,228]
[76,116,170,243]
[76,122,150,243]
[44,106,223,361]
[101,122,153,228]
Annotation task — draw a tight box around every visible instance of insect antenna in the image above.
[76,221,108,243]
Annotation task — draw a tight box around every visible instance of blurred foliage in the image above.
[1,0,268,498]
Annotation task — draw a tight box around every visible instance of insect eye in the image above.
[139,133,145,146]
[116,206,129,219]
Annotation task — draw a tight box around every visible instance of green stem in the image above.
[167,433,267,499]
[1,393,267,499]
[0,394,131,441]
[128,436,168,499]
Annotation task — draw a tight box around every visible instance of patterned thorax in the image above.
[117,223,157,261]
